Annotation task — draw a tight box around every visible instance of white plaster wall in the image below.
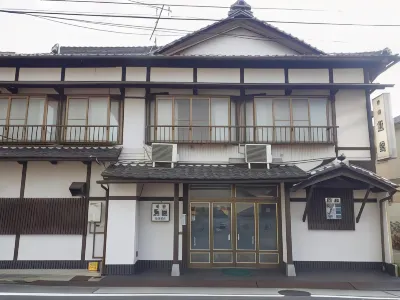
[65,68,122,81]
[138,201,183,260]
[197,89,240,96]
[245,89,285,96]
[85,233,104,260]
[126,67,147,82]
[179,28,298,56]
[18,235,82,260]
[0,68,16,81]
[291,90,330,96]
[289,69,329,83]
[151,68,193,82]
[120,98,146,160]
[333,69,364,83]
[150,89,192,95]
[290,189,306,198]
[244,69,285,84]
[0,235,16,260]
[140,183,183,197]
[25,162,86,198]
[18,88,58,94]
[178,145,243,163]
[109,184,137,197]
[0,162,21,198]
[105,200,137,264]
[291,202,381,262]
[90,163,107,197]
[19,68,61,81]
[125,88,146,98]
[197,68,240,83]
[336,90,370,148]
[64,88,120,95]
[382,196,392,263]
[353,190,379,199]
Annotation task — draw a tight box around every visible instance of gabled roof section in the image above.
[155,0,325,56]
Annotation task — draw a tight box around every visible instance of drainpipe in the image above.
[380,191,396,271]
[100,184,110,276]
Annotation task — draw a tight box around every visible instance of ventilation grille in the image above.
[152,143,177,162]
[245,144,272,163]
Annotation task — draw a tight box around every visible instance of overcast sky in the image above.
[1,0,399,115]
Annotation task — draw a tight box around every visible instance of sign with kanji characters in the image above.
[325,198,342,220]
[373,93,397,160]
[152,203,170,222]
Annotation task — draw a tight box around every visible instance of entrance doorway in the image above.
[189,201,280,268]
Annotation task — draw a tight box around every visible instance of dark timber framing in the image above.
[100,184,109,275]
[182,184,189,269]
[193,68,198,95]
[356,187,371,223]
[364,68,377,168]
[329,68,338,157]
[81,162,92,261]
[172,183,179,273]
[284,184,293,266]
[302,186,315,222]
[13,161,27,261]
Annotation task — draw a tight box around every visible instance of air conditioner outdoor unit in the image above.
[245,144,272,165]
[151,143,178,163]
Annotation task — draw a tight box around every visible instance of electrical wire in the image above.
[1,8,399,27]
[41,0,340,12]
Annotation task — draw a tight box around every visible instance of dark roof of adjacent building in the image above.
[394,115,400,125]
[292,160,398,192]
[101,163,307,182]
[59,46,156,56]
[0,146,122,162]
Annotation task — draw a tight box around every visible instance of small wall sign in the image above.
[152,203,170,222]
[325,198,342,220]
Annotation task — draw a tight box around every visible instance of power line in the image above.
[42,0,339,12]
[1,8,399,27]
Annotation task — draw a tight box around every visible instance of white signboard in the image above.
[325,198,342,220]
[373,93,397,160]
[152,203,170,222]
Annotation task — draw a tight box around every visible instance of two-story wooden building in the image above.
[0,0,399,277]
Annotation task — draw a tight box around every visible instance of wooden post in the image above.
[171,183,180,276]
[284,184,296,276]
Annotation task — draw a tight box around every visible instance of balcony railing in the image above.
[0,125,120,145]
[147,125,336,144]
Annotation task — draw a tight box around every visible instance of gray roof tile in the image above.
[0,146,122,161]
[101,163,307,181]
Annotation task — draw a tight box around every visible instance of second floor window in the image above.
[0,96,58,142]
[66,96,120,142]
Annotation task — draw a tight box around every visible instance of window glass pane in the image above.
[67,98,87,121]
[26,97,46,142]
[236,185,277,197]
[275,120,291,142]
[190,184,231,199]
[192,98,209,141]
[174,98,189,141]
[212,203,232,250]
[88,97,108,125]
[245,100,254,142]
[109,100,120,142]
[9,98,27,122]
[211,98,229,142]
[190,203,210,250]
[0,99,8,120]
[292,99,309,121]
[46,100,58,142]
[258,204,277,251]
[309,98,328,142]
[274,99,290,120]
[231,100,237,142]
[157,98,173,141]
[255,98,273,143]
[150,100,155,141]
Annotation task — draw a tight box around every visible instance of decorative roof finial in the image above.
[228,0,253,18]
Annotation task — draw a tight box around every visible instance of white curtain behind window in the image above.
[67,98,87,141]
[309,98,328,142]
[109,100,120,142]
[254,98,273,143]
[26,97,46,142]
[9,98,28,141]
[88,97,108,142]
[273,99,290,142]
[157,98,173,141]
[245,100,254,142]
[211,98,229,142]
[191,98,209,142]
[0,99,8,142]
[46,100,58,142]
[291,99,309,142]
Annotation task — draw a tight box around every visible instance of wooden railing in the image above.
[147,125,336,144]
[0,125,120,145]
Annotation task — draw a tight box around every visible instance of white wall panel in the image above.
[138,201,182,260]
[65,68,122,81]
[244,69,285,83]
[0,235,16,260]
[336,90,370,147]
[197,89,240,96]
[140,183,183,197]
[120,98,146,160]
[289,69,329,83]
[85,233,104,261]
[151,68,193,82]
[0,162,21,198]
[197,68,240,83]
[382,197,393,263]
[125,88,146,97]
[126,67,146,82]
[333,69,364,83]
[25,162,86,198]
[290,189,306,198]
[291,90,330,96]
[245,89,285,96]
[90,163,107,197]
[0,68,16,81]
[109,184,137,197]
[180,28,298,56]
[178,145,243,163]
[18,235,82,260]
[19,68,61,81]
[291,202,381,262]
[150,89,193,95]
[105,200,137,264]
[18,88,58,94]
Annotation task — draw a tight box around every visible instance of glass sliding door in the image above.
[212,203,233,265]
[190,203,210,265]
[236,203,256,264]
[258,203,279,265]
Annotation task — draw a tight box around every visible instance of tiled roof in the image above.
[394,115,400,125]
[59,46,156,55]
[101,163,307,181]
[0,146,122,161]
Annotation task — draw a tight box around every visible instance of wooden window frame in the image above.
[152,95,232,143]
[65,95,121,143]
